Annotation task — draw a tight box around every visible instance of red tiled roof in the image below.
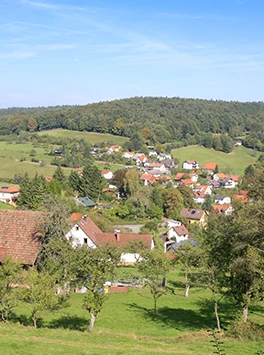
[231,175,240,182]
[140,173,156,184]
[77,217,102,238]
[212,204,232,213]
[173,225,189,236]
[69,213,83,222]
[181,179,194,185]
[0,210,43,265]
[180,208,205,220]
[0,185,20,193]
[92,232,153,248]
[102,170,111,174]
[175,173,183,181]
[204,162,217,170]
[234,194,248,203]
[138,155,148,161]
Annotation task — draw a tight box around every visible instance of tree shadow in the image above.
[127,302,215,331]
[8,312,33,327]
[195,297,238,330]
[48,315,89,331]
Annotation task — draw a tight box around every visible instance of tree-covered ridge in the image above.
[0,97,264,150]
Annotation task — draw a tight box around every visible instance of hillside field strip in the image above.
[172,145,261,175]
[38,129,129,145]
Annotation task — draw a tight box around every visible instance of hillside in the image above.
[0,97,263,150]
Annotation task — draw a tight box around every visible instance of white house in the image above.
[214,195,231,205]
[158,153,171,161]
[101,170,113,180]
[66,215,154,264]
[0,185,20,204]
[145,162,166,172]
[167,224,189,243]
[122,152,135,159]
[149,151,158,157]
[107,145,121,154]
[193,185,212,204]
[183,160,199,170]
[166,220,182,229]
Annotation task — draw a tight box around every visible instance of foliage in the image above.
[137,249,171,314]
[81,164,104,201]
[22,268,66,328]
[73,245,120,332]
[17,173,47,210]
[0,256,23,322]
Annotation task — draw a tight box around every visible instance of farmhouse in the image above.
[182,160,199,170]
[212,204,234,216]
[66,215,154,264]
[0,210,43,265]
[180,208,208,227]
[214,194,231,205]
[0,185,20,204]
[203,162,217,175]
[101,170,113,180]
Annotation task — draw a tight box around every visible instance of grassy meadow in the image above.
[1,268,263,354]
[38,129,129,145]
[172,145,261,175]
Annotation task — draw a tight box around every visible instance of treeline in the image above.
[0,97,264,151]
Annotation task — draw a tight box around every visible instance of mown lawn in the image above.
[172,145,261,175]
[1,268,263,355]
[38,129,129,145]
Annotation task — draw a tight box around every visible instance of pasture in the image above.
[38,129,129,145]
[172,145,261,175]
[1,268,263,354]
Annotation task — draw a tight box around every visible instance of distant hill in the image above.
[0,97,263,151]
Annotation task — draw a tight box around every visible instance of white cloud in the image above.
[0,50,36,59]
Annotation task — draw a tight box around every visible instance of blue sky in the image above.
[1,0,264,107]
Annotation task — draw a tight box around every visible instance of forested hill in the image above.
[0,97,263,150]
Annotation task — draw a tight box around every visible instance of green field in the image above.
[172,145,261,175]
[38,129,129,145]
[0,268,263,354]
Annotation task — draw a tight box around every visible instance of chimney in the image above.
[114,229,120,242]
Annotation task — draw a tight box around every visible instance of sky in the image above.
[0,0,264,108]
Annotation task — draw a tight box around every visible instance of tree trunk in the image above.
[88,312,97,332]
[185,272,190,297]
[33,316,37,329]
[153,295,157,315]
[242,306,248,323]
[213,292,221,332]
[185,284,190,298]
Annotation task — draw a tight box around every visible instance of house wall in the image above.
[66,226,96,248]
[0,192,19,203]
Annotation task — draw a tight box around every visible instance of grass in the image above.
[38,129,129,145]
[172,145,261,175]
[0,156,72,180]
[0,201,15,210]
[1,268,263,354]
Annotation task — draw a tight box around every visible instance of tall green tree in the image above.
[22,268,65,328]
[137,249,171,314]
[0,256,23,322]
[73,246,120,332]
[81,164,104,201]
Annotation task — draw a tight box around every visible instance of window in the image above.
[83,238,88,245]
[75,226,79,231]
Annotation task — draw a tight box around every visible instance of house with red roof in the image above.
[107,145,121,154]
[140,173,156,186]
[66,215,154,264]
[122,151,135,159]
[193,185,212,204]
[234,190,249,203]
[203,162,217,175]
[101,170,113,180]
[167,224,189,243]
[212,203,233,216]
[0,185,20,204]
[0,210,43,265]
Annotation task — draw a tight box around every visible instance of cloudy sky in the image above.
[0,0,263,107]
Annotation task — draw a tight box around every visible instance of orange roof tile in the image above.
[0,210,43,265]
[0,185,20,193]
[204,162,217,170]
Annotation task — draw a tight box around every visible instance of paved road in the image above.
[113,224,144,233]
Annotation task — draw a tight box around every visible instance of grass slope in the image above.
[1,269,263,354]
[38,129,129,145]
[172,145,260,175]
